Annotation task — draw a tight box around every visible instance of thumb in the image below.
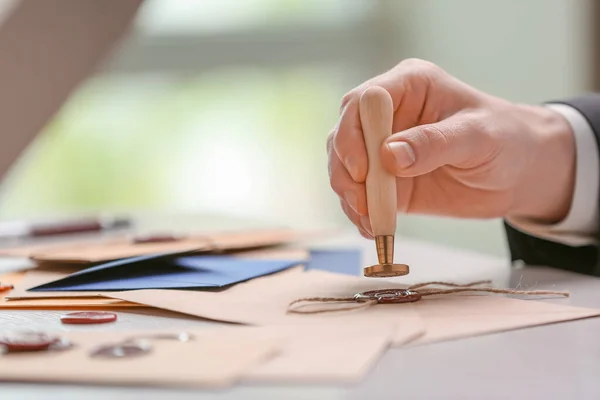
[381,116,490,177]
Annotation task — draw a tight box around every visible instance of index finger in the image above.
[332,95,367,183]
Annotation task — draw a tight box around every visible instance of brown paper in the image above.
[0,328,280,388]
[0,228,302,263]
[6,248,309,300]
[107,268,600,346]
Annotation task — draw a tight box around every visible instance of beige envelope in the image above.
[107,268,600,346]
[109,268,418,326]
[0,327,280,388]
[0,228,305,263]
[410,294,600,345]
[245,322,405,384]
[108,268,426,347]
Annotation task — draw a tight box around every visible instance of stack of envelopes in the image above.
[1,227,600,388]
[0,228,322,306]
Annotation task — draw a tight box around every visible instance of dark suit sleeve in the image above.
[504,94,600,276]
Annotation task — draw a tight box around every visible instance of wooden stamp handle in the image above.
[359,86,396,237]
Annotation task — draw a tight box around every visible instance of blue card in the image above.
[305,248,361,276]
[28,248,362,292]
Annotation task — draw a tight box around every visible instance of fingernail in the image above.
[345,156,360,181]
[344,191,359,214]
[361,215,373,236]
[387,142,416,169]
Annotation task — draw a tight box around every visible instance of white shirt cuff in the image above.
[506,103,599,247]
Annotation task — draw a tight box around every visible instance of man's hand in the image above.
[327,58,576,238]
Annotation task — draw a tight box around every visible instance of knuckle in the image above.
[340,89,359,112]
[464,111,497,144]
[331,127,344,157]
[420,124,452,153]
[463,112,488,135]
[461,109,494,140]
[328,173,345,195]
[399,58,441,72]
[423,123,448,141]
[326,130,335,152]
[398,58,443,83]
[398,57,427,68]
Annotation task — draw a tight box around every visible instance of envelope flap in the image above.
[27,252,181,292]
[27,253,307,292]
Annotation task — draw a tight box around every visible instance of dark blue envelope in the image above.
[28,248,361,292]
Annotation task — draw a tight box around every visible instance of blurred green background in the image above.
[0,0,593,258]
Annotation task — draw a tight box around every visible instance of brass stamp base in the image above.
[363,263,410,278]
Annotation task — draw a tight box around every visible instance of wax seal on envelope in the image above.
[60,311,117,325]
[0,331,57,351]
[132,233,184,244]
[354,289,421,304]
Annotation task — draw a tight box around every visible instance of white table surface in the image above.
[1,215,599,400]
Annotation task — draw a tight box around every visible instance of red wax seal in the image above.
[132,233,182,244]
[0,332,57,351]
[354,289,422,304]
[0,284,14,292]
[60,311,117,325]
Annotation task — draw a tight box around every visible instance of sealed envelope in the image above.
[108,268,600,346]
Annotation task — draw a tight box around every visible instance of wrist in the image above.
[508,104,576,223]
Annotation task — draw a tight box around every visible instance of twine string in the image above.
[287,297,377,313]
[408,280,492,290]
[287,280,569,314]
[417,287,569,297]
